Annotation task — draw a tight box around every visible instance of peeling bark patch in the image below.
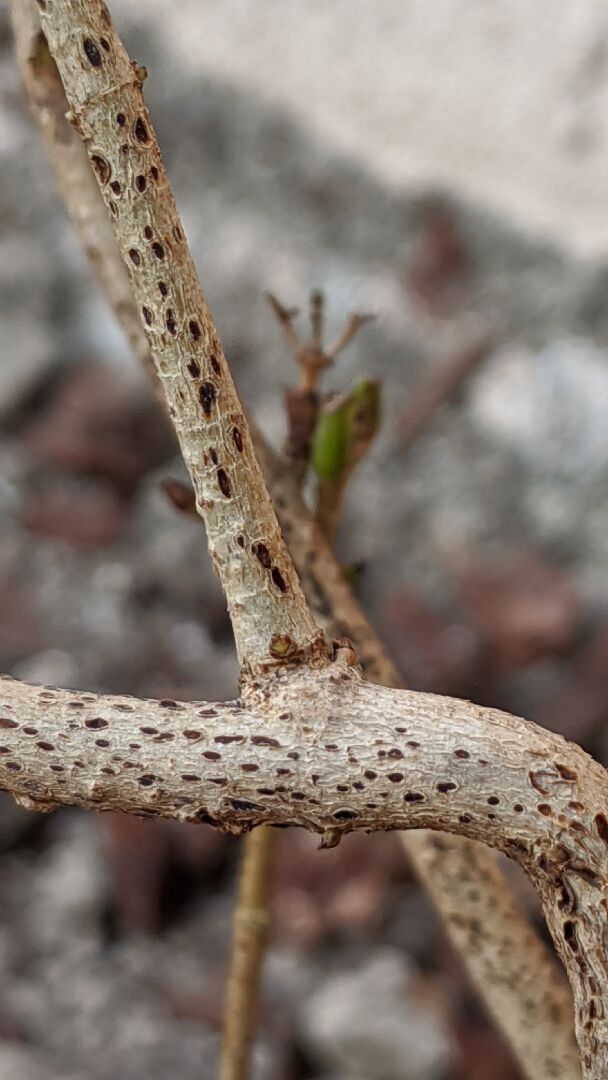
[595,813,608,845]
[83,38,103,67]
[217,469,231,498]
[85,717,108,730]
[253,543,271,569]
[556,763,578,781]
[271,568,287,592]
[134,117,150,144]
[529,770,550,795]
[199,382,216,415]
[91,154,110,184]
[563,920,578,952]
[188,319,201,341]
[230,799,263,812]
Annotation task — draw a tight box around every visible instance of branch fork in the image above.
[8,1,607,1075]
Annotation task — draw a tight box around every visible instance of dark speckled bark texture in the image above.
[1,662,608,1075]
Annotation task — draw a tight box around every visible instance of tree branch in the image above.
[35,0,322,673]
[8,4,591,1075]
[220,824,277,1080]
[10,0,155,384]
[0,666,606,1075]
[397,325,490,448]
[407,831,576,1078]
[263,455,579,1080]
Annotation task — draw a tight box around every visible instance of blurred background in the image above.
[2,2,608,1077]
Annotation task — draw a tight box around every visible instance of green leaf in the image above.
[311,396,350,478]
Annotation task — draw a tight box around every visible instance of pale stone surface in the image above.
[303,950,453,1080]
[118,0,608,258]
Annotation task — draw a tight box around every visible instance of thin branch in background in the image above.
[266,289,373,484]
[397,324,491,448]
[325,311,375,363]
[265,292,302,355]
[220,825,278,1080]
[309,288,324,350]
[10,0,156,386]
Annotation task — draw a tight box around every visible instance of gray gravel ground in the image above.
[1,5,607,1078]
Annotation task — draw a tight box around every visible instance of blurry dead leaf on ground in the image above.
[19,362,174,496]
[380,586,481,696]
[458,548,581,668]
[405,196,468,316]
